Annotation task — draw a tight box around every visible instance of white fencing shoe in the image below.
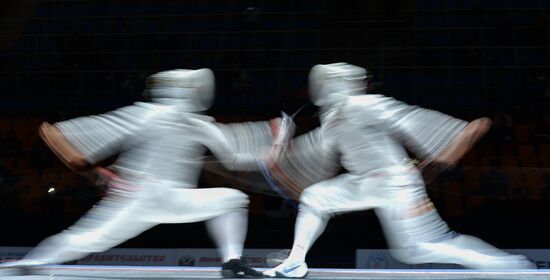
[264,261,308,278]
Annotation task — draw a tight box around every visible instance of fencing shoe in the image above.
[221,257,264,278]
[264,260,308,278]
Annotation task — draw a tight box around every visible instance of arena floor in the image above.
[1,265,550,280]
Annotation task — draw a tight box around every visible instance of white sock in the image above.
[286,208,329,263]
[206,208,248,262]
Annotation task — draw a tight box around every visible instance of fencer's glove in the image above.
[275,112,295,145]
[266,112,295,166]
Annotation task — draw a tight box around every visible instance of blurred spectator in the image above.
[120,72,146,101]
[223,57,251,99]
[481,159,509,199]
[265,199,294,220]
[0,184,20,213]
[1,129,22,162]
[536,118,550,144]
[243,4,261,30]
[72,177,100,211]
[30,139,54,177]
[232,68,250,96]
[535,73,550,119]
[0,161,20,212]
[0,130,4,153]
[464,47,482,65]
[381,0,405,18]
[541,172,550,199]
[0,160,17,186]
[512,185,530,201]
[495,14,516,46]
[524,12,548,46]
[436,163,465,185]
[491,113,516,144]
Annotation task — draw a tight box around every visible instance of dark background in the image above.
[0,0,549,268]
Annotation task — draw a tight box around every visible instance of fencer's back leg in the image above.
[24,198,156,265]
[375,196,534,269]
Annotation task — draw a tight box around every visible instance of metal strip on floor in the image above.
[1,265,550,279]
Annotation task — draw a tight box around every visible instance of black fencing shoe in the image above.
[221,257,264,278]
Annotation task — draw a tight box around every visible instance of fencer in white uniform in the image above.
[265,63,534,278]
[3,69,286,278]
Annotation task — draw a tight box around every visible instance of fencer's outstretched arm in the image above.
[182,116,282,171]
[262,127,340,201]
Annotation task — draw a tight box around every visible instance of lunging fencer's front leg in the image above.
[264,205,329,278]
[205,208,263,278]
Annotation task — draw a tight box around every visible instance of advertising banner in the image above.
[76,248,178,266]
[176,248,281,267]
[356,249,550,269]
